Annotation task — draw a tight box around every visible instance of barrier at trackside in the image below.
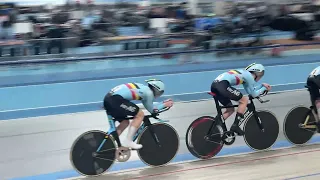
[1,41,320,66]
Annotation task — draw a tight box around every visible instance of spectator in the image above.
[46,24,66,54]
[81,10,101,30]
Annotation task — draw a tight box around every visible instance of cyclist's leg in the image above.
[211,81,235,120]
[215,81,245,135]
[125,109,144,149]
[104,94,142,149]
[117,120,130,135]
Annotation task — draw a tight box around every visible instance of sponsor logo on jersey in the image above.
[120,103,137,112]
[227,87,240,96]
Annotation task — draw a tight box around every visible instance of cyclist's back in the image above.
[309,66,320,77]
[213,68,265,103]
[216,69,251,86]
[104,82,160,119]
[110,83,152,101]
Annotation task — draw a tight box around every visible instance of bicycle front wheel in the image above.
[137,123,179,167]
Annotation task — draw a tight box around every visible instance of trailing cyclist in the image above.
[103,79,173,150]
[211,63,271,136]
[307,66,320,130]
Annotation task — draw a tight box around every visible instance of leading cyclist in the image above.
[211,63,272,136]
[307,66,320,129]
[103,79,173,150]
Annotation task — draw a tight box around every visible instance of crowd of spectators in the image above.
[0,1,319,58]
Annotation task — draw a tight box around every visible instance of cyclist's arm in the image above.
[140,89,166,113]
[243,77,267,98]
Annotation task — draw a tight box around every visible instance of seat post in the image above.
[208,92,223,116]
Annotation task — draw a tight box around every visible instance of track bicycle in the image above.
[283,85,319,145]
[70,107,179,176]
[186,92,279,159]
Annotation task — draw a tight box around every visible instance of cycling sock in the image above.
[127,126,138,141]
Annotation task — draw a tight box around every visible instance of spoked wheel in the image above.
[137,123,179,166]
[70,130,116,176]
[244,110,279,151]
[186,116,224,159]
[284,106,316,145]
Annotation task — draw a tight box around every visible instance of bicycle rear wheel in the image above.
[244,111,279,151]
[284,106,316,145]
[137,123,179,166]
[70,130,116,176]
[186,116,224,159]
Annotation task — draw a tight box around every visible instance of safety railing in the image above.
[0,35,192,59]
[0,40,319,66]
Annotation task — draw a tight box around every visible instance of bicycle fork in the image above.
[247,103,265,132]
[253,112,264,132]
[144,118,162,147]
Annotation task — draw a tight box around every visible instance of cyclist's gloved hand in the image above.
[260,90,268,97]
[163,99,174,108]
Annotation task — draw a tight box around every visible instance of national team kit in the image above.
[104,63,320,149]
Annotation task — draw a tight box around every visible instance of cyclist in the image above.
[103,79,173,150]
[211,63,271,136]
[307,66,320,129]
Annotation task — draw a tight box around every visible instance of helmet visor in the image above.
[255,70,264,78]
[154,89,164,97]
[149,85,164,97]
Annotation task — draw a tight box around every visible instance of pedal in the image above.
[116,147,131,162]
[222,131,236,145]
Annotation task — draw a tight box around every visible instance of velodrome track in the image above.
[4,89,320,180]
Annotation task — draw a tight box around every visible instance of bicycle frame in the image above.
[208,95,264,136]
[302,85,319,129]
[101,115,161,150]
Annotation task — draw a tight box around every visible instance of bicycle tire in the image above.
[137,123,179,167]
[70,130,116,176]
[185,116,224,159]
[243,110,279,151]
[283,106,316,145]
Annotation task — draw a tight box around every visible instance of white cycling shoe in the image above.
[123,139,143,150]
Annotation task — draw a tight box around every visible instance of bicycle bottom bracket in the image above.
[222,131,235,145]
[116,147,131,162]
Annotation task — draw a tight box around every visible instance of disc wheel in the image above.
[137,123,179,166]
[284,106,316,145]
[70,130,116,176]
[186,116,224,159]
[244,111,279,151]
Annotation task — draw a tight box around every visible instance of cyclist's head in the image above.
[245,63,265,82]
[146,79,165,98]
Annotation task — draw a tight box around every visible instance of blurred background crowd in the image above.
[0,0,320,59]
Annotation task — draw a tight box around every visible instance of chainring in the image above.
[222,131,236,145]
[116,147,131,162]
